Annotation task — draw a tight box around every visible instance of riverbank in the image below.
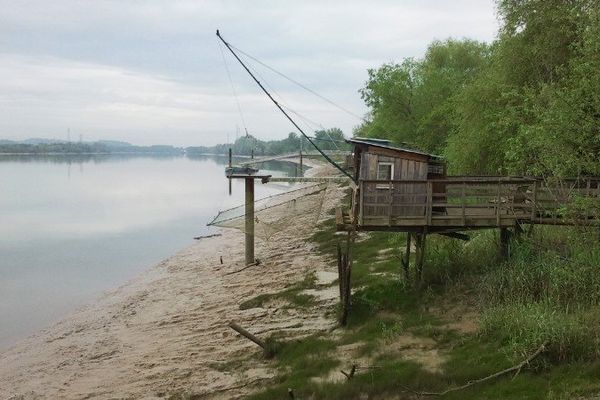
[0,159,345,399]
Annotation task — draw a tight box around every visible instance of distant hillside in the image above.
[21,138,64,145]
[97,140,133,148]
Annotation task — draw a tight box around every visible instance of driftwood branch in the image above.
[228,321,266,349]
[206,376,271,395]
[340,364,356,380]
[193,233,222,240]
[224,259,261,275]
[403,342,547,396]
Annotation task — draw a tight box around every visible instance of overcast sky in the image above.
[0,0,499,146]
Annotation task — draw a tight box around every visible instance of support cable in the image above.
[218,40,249,137]
[239,53,329,151]
[237,47,342,151]
[280,105,341,151]
[241,56,340,151]
[230,42,366,123]
[216,30,355,182]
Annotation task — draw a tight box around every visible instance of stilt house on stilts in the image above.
[336,137,600,279]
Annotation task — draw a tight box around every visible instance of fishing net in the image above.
[208,183,328,239]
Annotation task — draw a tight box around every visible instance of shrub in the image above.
[480,302,600,362]
[480,239,600,308]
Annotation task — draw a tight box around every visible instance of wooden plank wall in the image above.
[361,151,428,218]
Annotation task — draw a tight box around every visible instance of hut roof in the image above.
[347,137,442,160]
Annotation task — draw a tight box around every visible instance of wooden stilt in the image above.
[499,227,510,260]
[338,232,353,326]
[344,233,352,324]
[415,233,426,286]
[514,222,524,236]
[526,223,535,237]
[245,177,255,265]
[401,233,411,282]
[337,243,343,301]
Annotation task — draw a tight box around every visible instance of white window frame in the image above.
[376,162,394,189]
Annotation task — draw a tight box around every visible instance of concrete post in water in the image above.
[245,177,255,265]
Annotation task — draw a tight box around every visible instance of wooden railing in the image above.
[356,177,599,228]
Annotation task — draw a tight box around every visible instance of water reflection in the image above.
[0,153,182,164]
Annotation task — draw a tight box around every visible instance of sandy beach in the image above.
[0,160,344,399]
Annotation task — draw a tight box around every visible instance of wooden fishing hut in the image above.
[337,137,600,286]
[345,138,447,229]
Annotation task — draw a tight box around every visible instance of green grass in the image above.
[481,302,600,363]
[239,273,318,310]
[246,336,340,400]
[477,227,600,362]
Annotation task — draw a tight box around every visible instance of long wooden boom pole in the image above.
[216,29,355,183]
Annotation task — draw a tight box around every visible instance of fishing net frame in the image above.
[208,182,329,240]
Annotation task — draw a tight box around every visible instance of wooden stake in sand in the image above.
[245,177,255,265]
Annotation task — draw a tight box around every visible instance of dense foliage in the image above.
[357,0,600,177]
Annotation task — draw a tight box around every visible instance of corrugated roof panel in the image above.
[347,138,442,159]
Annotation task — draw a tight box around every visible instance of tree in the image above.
[314,128,347,151]
[446,0,599,175]
[356,39,489,154]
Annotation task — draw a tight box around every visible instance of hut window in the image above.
[376,162,394,188]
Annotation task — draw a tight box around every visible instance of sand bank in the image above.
[0,161,344,399]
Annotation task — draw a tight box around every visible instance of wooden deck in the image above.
[337,177,600,232]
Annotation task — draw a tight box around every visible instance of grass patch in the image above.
[239,273,318,310]
[481,303,600,363]
[481,238,600,308]
[246,336,339,400]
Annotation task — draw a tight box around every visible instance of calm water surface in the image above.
[0,154,299,349]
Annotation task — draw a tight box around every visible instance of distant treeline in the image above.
[356,0,600,177]
[0,140,183,155]
[0,142,110,154]
[186,128,350,157]
[2,128,349,156]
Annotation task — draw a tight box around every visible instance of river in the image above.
[0,153,301,349]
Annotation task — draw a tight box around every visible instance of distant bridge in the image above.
[237,150,349,166]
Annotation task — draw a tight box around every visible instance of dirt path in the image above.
[0,162,344,399]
